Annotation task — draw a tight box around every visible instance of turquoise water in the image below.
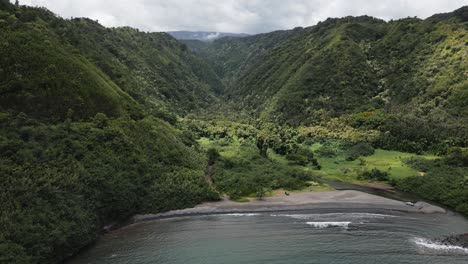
[69,209,468,264]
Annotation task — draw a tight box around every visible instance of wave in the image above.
[306,221,351,229]
[270,213,397,220]
[413,238,468,254]
[224,213,260,216]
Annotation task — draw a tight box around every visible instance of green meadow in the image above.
[309,143,437,182]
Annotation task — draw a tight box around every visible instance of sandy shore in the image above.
[133,190,446,223]
[353,182,396,191]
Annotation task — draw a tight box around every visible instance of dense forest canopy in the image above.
[186,9,468,153]
[0,1,467,263]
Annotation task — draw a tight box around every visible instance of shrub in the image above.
[358,168,389,181]
[445,147,468,167]
[403,157,432,172]
[286,153,308,166]
[345,142,375,161]
[286,147,319,167]
[315,145,337,157]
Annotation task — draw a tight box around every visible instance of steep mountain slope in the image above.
[0,7,141,120]
[188,8,468,151]
[0,4,221,121]
[183,28,302,84]
[0,3,219,263]
[59,19,223,110]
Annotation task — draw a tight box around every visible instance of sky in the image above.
[16,0,468,34]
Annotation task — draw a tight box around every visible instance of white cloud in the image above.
[16,0,468,34]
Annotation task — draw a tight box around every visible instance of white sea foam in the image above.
[306,221,351,229]
[270,213,396,220]
[413,238,468,254]
[224,213,260,216]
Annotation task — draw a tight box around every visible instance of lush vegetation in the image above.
[187,117,320,199]
[358,168,389,181]
[0,2,220,121]
[395,151,468,215]
[0,1,467,263]
[189,7,468,154]
[0,2,220,263]
[0,112,219,263]
[200,137,316,199]
[184,7,468,221]
[305,140,435,182]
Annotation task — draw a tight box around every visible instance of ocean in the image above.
[68,209,468,264]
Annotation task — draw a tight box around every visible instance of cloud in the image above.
[205,32,221,40]
[16,0,468,34]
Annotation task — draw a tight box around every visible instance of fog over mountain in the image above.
[168,31,249,41]
[17,0,468,34]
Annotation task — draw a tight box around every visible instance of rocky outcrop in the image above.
[436,234,468,248]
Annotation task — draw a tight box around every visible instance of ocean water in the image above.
[69,209,468,264]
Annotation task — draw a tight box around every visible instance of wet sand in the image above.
[133,190,446,223]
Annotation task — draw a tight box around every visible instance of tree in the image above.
[254,174,272,200]
[358,168,389,181]
[345,142,375,161]
[15,0,19,6]
[256,125,281,157]
[92,112,109,128]
[207,148,220,165]
[445,147,468,167]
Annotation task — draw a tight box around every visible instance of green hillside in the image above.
[58,18,223,112]
[0,7,141,120]
[0,4,221,121]
[0,3,220,263]
[188,7,467,153]
[1,1,467,263]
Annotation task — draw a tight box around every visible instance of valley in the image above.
[0,1,467,263]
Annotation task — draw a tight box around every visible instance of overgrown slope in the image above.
[188,7,468,152]
[0,113,218,263]
[0,7,141,120]
[0,3,220,263]
[0,4,221,121]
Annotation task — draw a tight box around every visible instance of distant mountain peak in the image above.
[167,31,249,41]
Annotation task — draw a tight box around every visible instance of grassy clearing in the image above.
[198,138,439,197]
[198,137,256,160]
[309,143,438,182]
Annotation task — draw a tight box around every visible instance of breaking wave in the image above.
[223,213,260,216]
[306,221,351,229]
[270,213,397,220]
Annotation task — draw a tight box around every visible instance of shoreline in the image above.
[132,190,446,224]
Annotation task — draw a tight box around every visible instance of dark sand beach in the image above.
[133,190,446,223]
